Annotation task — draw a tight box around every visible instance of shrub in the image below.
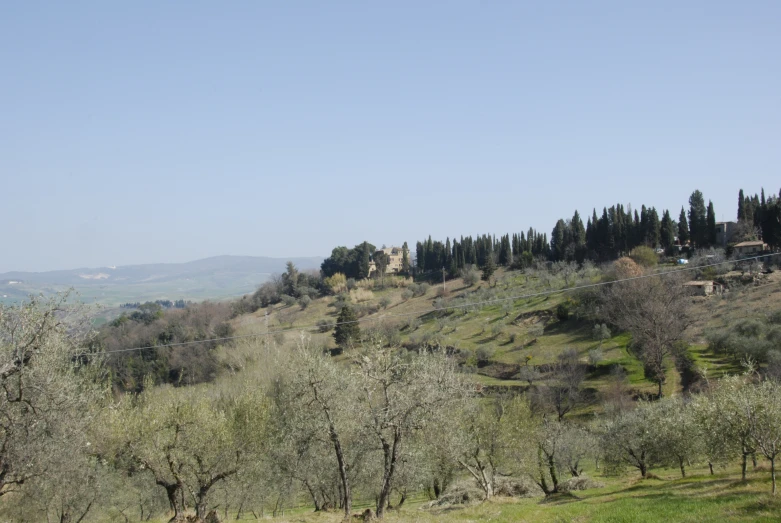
[401,289,414,301]
[316,319,335,333]
[323,273,348,295]
[460,266,481,287]
[613,257,643,278]
[630,246,659,268]
[379,296,392,309]
[475,346,495,365]
[346,278,358,291]
[298,295,311,310]
[409,283,430,297]
[588,348,604,366]
[281,295,296,307]
[350,288,374,303]
[556,302,570,321]
[491,323,503,338]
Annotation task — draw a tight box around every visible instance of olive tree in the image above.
[745,380,781,494]
[0,294,100,502]
[647,397,702,478]
[271,335,360,519]
[100,383,268,522]
[598,402,660,478]
[355,345,468,518]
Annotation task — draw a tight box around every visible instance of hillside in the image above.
[229,265,781,411]
[0,255,323,306]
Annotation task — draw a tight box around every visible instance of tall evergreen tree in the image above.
[401,241,410,275]
[738,189,746,221]
[357,242,372,279]
[688,190,707,248]
[678,207,690,245]
[333,305,360,348]
[482,253,496,281]
[706,201,717,247]
[551,219,567,261]
[660,210,676,250]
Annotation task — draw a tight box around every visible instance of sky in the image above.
[1,1,780,272]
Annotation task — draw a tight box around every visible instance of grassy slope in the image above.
[231,268,781,409]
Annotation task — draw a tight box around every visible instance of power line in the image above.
[76,253,780,357]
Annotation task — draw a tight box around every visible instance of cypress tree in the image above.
[333,306,360,348]
[678,207,690,245]
[358,242,372,279]
[738,189,746,221]
[660,210,676,250]
[401,241,410,275]
[706,201,717,246]
[688,190,707,248]
[482,253,496,281]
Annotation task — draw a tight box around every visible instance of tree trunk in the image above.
[548,454,560,492]
[396,489,407,509]
[639,462,648,479]
[742,453,748,481]
[708,462,714,475]
[679,457,686,478]
[433,478,442,499]
[772,458,777,495]
[752,454,758,469]
[329,425,351,518]
[376,432,401,519]
[657,380,663,399]
[162,483,184,523]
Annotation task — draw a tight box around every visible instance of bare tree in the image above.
[606,274,693,397]
[533,349,586,420]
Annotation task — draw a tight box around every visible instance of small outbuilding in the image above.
[734,241,768,256]
[683,280,719,297]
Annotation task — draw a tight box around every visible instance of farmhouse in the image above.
[734,241,767,256]
[368,246,408,275]
[715,221,737,247]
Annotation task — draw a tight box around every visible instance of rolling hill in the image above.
[0,255,323,305]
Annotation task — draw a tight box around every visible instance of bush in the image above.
[409,283,430,297]
[316,319,335,333]
[475,346,495,365]
[460,266,481,287]
[630,246,659,268]
[350,288,374,303]
[379,296,392,309]
[401,289,414,301]
[346,278,358,291]
[323,273,347,295]
[298,295,311,310]
[588,348,604,366]
[556,302,570,321]
[281,295,296,307]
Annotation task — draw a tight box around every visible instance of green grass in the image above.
[134,465,781,522]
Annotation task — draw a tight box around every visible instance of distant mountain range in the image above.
[0,255,323,305]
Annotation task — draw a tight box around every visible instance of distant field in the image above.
[0,255,323,306]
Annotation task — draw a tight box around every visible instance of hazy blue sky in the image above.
[2,1,779,272]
